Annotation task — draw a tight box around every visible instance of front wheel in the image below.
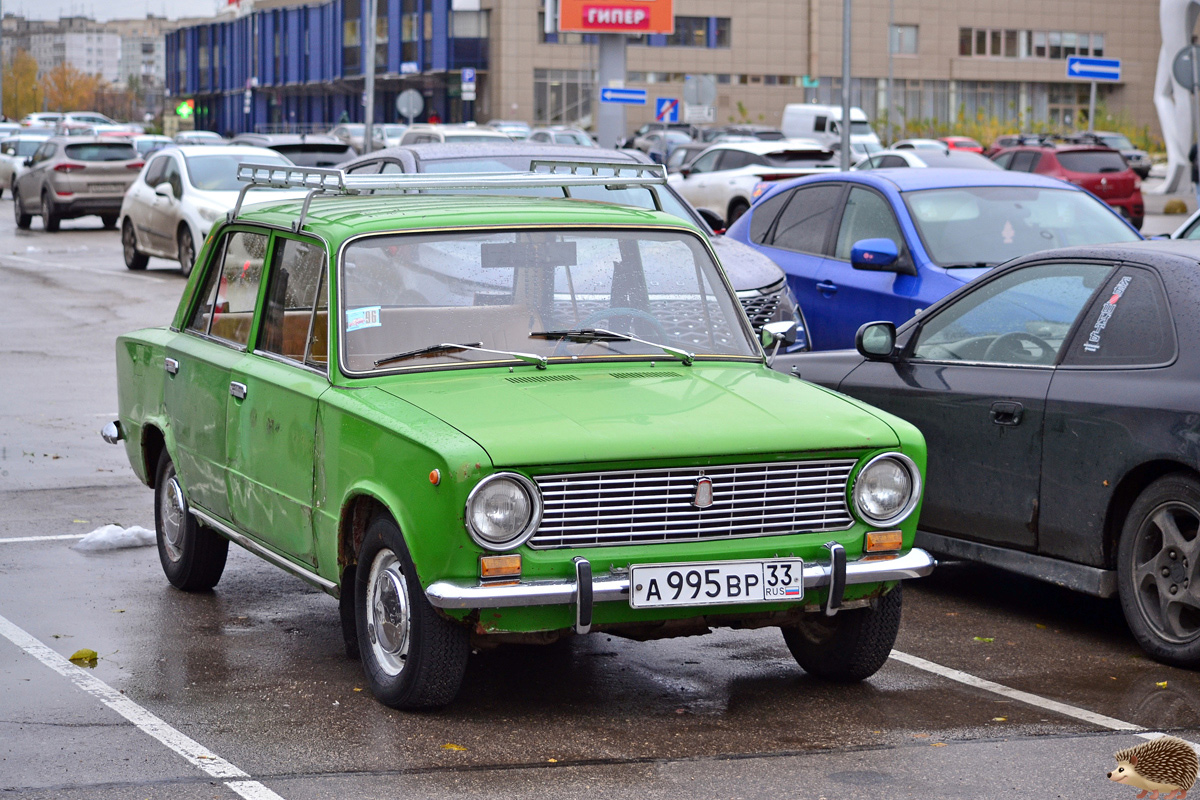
[177,226,195,277]
[781,584,902,682]
[13,188,30,229]
[41,193,59,232]
[355,514,469,709]
[154,452,228,591]
[122,219,148,270]
[1118,474,1200,666]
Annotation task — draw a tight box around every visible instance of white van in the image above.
[781,104,882,158]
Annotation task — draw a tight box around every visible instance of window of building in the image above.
[343,0,361,73]
[890,24,917,55]
[451,10,487,38]
[959,28,972,56]
[668,16,707,46]
[533,68,592,125]
[959,28,1103,60]
[714,17,731,48]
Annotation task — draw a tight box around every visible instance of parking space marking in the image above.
[0,611,287,800]
[0,534,88,544]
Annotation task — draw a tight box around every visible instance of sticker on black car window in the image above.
[1082,275,1132,353]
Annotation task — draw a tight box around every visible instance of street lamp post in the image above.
[363,0,377,153]
[840,0,851,170]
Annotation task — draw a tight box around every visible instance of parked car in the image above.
[633,129,693,164]
[103,162,933,709]
[399,124,513,145]
[1170,207,1200,239]
[227,133,355,166]
[487,120,532,139]
[774,240,1200,666]
[854,149,1002,170]
[701,125,786,142]
[21,112,62,128]
[339,141,811,349]
[985,133,1049,157]
[174,130,228,146]
[991,143,1145,230]
[119,145,299,276]
[132,134,173,157]
[725,169,1143,350]
[625,122,700,148]
[891,138,947,151]
[665,142,711,174]
[669,140,838,227]
[781,104,882,158]
[940,136,984,153]
[13,136,143,231]
[0,131,53,195]
[0,122,22,139]
[1068,131,1153,178]
[527,127,595,146]
[328,123,385,153]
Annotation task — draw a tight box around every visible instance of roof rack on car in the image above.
[230,160,669,232]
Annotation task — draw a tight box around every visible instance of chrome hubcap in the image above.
[1132,501,1200,644]
[366,549,410,676]
[179,233,193,266]
[158,475,186,563]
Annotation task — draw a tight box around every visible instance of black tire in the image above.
[726,199,750,227]
[101,214,118,230]
[1117,474,1200,666]
[177,226,195,278]
[122,219,148,270]
[13,188,30,229]
[1131,216,1145,232]
[355,514,469,709]
[153,451,228,591]
[781,584,902,682]
[41,192,59,232]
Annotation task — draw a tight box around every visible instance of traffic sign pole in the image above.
[1192,47,1200,181]
[1088,81,1096,132]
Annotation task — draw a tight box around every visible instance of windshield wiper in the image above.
[375,341,548,369]
[532,327,694,366]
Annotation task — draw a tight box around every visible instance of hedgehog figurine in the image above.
[1108,736,1199,799]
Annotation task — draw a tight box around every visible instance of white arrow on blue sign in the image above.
[1066,56,1121,82]
[655,97,679,122]
[600,87,647,105]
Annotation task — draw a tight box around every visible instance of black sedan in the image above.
[775,241,1200,666]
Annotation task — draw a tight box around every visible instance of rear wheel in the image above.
[1131,216,1145,231]
[101,214,118,230]
[153,452,228,591]
[726,199,750,227]
[355,514,470,709]
[13,188,30,229]
[122,219,148,270]
[40,192,59,232]
[177,226,195,277]
[781,584,902,682]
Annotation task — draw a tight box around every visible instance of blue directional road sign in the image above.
[655,97,679,122]
[1066,56,1121,82]
[600,87,647,105]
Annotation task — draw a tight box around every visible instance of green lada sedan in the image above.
[104,164,934,709]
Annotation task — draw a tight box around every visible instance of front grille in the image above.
[530,459,857,549]
[737,281,786,332]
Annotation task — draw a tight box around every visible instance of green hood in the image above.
[377,363,899,467]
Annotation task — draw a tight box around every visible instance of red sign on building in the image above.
[557,0,674,35]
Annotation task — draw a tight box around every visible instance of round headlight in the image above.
[465,473,542,551]
[853,454,920,526]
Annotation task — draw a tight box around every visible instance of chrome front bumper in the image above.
[426,547,936,624]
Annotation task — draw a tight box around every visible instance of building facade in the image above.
[167,0,1165,139]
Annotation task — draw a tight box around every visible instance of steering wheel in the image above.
[578,307,669,340]
[982,331,1054,364]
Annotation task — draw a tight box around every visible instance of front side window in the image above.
[340,228,757,373]
[913,262,1112,365]
[143,155,169,187]
[687,151,719,174]
[834,187,905,261]
[259,237,328,366]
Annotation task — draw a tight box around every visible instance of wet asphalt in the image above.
[1,190,1198,799]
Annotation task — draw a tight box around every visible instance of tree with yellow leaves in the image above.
[3,50,44,122]
[41,62,102,112]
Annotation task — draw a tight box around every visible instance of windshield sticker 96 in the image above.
[346,306,382,332]
[1083,275,1132,353]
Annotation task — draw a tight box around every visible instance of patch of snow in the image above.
[72,524,156,552]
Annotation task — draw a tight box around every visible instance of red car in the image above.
[990,144,1143,230]
[939,136,983,153]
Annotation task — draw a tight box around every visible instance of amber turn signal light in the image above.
[480,554,522,581]
[865,530,903,553]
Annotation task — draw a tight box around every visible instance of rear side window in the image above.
[769,184,844,255]
[1061,267,1175,366]
[63,143,138,161]
[748,190,791,244]
[1057,151,1128,174]
[992,152,1014,169]
[258,237,329,366]
[1010,151,1040,172]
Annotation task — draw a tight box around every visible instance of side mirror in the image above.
[22,158,32,167]
[850,238,903,271]
[761,320,799,366]
[678,167,692,178]
[696,207,725,231]
[154,182,173,199]
[855,321,898,361]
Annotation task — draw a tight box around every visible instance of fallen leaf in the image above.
[73,519,89,524]
[992,717,1007,722]
[548,758,558,763]
[353,687,363,692]
[441,743,467,751]
[913,733,930,738]
[973,637,995,643]
[1035,624,1047,629]
[931,742,947,747]
[69,649,98,668]
[111,609,125,614]
[945,612,958,616]
[1157,681,1168,688]
[1111,676,1118,680]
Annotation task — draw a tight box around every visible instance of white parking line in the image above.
[891,649,1200,750]
[0,612,286,800]
[0,534,88,544]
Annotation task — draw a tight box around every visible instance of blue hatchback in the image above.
[725,169,1142,350]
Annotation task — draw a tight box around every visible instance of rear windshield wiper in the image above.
[375,341,547,370]
[532,327,694,366]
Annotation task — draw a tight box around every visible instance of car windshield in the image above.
[340,228,756,373]
[185,153,292,191]
[1099,135,1135,151]
[903,186,1140,266]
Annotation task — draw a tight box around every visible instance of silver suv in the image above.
[13,136,142,231]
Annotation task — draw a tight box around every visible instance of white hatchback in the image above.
[119,145,299,276]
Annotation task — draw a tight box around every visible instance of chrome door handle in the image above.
[164,357,179,375]
[816,281,839,295]
[230,381,247,400]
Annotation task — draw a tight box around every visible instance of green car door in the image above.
[226,234,330,566]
